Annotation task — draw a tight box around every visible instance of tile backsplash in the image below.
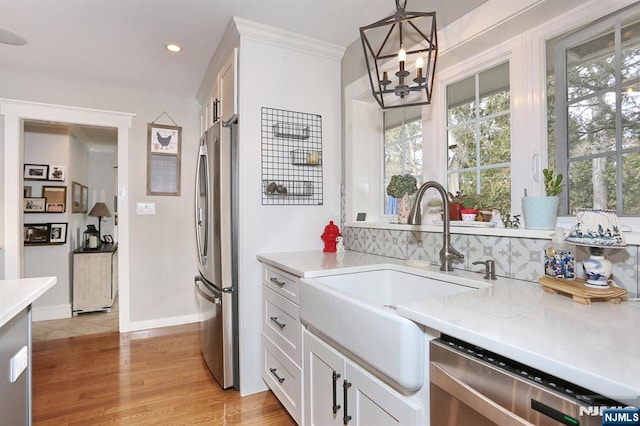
[343,226,640,298]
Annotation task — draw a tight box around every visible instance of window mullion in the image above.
[615,22,624,215]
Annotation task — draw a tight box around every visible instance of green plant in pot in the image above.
[387,174,418,224]
[521,168,564,229]
[460,193,480,221]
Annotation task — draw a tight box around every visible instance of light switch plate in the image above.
[136,202,156,215]
[10,345,28,383]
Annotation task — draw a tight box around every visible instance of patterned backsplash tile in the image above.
[343,226,640,298]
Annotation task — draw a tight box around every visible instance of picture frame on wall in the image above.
[24,197,46,213]
[43,186,67,213]
[147,122,182,196]
[49,223,68,244]
[71,181,87,213]
[24,186,32,197]
[24,164,49,180]
[149,123,180,154]
[24,224,50,245]
[48,165,65,181]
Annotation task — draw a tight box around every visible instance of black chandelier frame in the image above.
[360,0,438,110]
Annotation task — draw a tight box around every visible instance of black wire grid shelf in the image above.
[261,107,323,205]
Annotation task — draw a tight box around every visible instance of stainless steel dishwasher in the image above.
[430,335,621,425]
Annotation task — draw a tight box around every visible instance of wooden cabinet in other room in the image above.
[72,244,118,315]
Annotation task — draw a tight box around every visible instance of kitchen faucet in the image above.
[408,181,464,271]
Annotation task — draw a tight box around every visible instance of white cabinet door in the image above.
[304,329,424,426]
[304,329,345,426]
[219,47,237,122]
[346,361,424,426]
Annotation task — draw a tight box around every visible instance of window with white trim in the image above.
[549,5,640,216]
[446,62,512,214]
[383,106,423,215]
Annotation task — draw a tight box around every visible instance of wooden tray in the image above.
[538,276,628,305]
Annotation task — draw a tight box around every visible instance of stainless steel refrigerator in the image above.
[194,116,239,390]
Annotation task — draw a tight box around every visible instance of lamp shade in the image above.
[88,202,112,218]
[565,209,626,248]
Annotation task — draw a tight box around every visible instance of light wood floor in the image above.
[32,298,119,341]
[32,323,296,425]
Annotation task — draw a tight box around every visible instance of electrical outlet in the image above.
[136,202,156,215]
[10,346,28,383]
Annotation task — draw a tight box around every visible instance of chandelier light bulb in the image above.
[398,46,407,62]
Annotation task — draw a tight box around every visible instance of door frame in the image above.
[1,98,134,331]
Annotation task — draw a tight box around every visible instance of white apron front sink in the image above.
[299,268,486,392]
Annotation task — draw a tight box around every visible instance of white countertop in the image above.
[258,250,640,406]
[0,277,56,327]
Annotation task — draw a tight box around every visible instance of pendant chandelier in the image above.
[360,0,438,110]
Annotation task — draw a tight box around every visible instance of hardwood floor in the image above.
[32,323,296,425]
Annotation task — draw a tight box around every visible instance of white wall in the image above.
[1,69,201,330]
[23,126,72,314]
[68,132,90,251]
[235,26,343,395]
[87,149,117,240]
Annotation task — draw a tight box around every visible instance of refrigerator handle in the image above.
[195,142,209,265]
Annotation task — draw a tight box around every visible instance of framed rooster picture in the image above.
[149,123,180,154]
[147,122,182,196]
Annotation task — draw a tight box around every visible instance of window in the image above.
[549,6,640,216]
[383,106,423,214]
[446,62,512,214]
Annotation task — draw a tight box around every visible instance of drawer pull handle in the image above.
[269,367,285,383]
[343,380,352,424]
[270,277,286,287]
[270,316,286,329]
[332,371,341,414]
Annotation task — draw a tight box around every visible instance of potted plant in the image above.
[447,191,466,221]
[521,168,564,229]
[460,194,480,221]
[386,174,418,224]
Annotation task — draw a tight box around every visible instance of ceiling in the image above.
[0,0,487,101]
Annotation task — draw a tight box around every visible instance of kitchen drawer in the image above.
[263,333,302,425]
[263,286,302,366]
[263,265,299,303]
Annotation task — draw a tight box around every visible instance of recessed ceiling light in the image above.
[0,27,27,46]
[165,43,182,53]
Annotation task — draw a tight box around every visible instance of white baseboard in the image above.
[123,313,203,333]
[32,304,72,321]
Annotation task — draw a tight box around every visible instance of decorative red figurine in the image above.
[321,220,342,253]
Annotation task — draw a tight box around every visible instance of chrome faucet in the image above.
[408,181,464,271]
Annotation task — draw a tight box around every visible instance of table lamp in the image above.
[88,202,112,243]
[565,209,626,288]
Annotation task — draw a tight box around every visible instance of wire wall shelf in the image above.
[261,107,323,205]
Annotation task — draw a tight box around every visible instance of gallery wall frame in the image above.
[24,164,49,180]
[42,186,67,213]
[49,223,68,244]
[24,197,46,213]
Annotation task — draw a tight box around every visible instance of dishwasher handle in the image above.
[430,362,534,426]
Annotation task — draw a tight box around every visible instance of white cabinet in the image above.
[72,244,118,315]
[218,47,237,122]
[261,264,303,424]
[304,329,424,426]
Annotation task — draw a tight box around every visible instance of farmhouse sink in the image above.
[299,268,486,392]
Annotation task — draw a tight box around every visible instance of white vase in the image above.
[397,195,411,224]
[521,196,559,230]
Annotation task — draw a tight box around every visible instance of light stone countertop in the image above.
[257,250,640,406]
[0,277,56,328]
